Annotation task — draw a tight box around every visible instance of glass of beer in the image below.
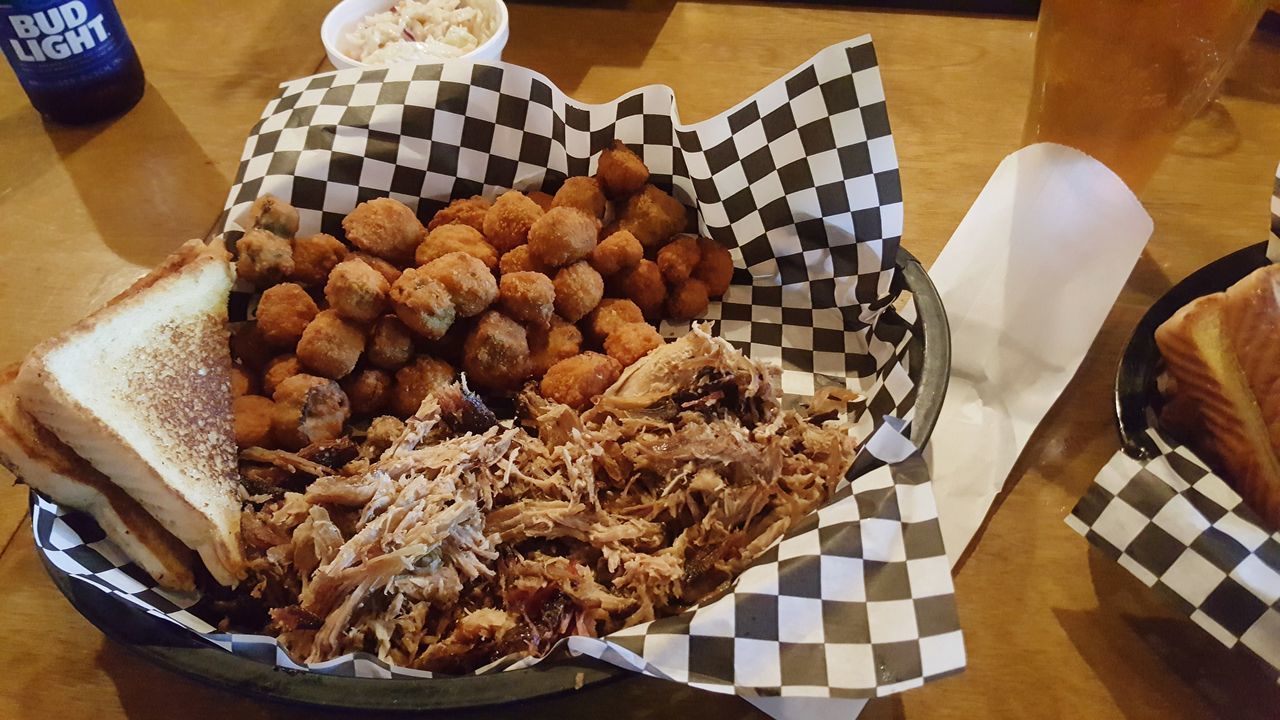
[1024,0,1267,193]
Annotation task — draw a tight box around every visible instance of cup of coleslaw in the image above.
[321,0,509,70]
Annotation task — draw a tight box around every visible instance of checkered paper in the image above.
[1068,430,1280,673]
[30,37,962,699]
[1270,160,1279,261]
[33,420,961,695]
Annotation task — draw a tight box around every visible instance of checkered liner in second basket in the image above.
[1069,429,1280,673]
[31,37,963,699]
[1270,160,1279,261]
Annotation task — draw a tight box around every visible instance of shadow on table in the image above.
[41,83,230,267]
[858,696,906,720]
[97,640,767,720]
[1124,250,1177,302]
[1052,550,1280,720]
[502,0,675,94]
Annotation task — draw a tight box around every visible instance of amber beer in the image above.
[1024,0,1266,192]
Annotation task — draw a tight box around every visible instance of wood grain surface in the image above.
[1,1,1279,718]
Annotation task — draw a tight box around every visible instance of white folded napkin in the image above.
[745,143,1154,720]
[926,142,1153,563]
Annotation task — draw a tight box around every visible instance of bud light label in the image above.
[0,0,135,90]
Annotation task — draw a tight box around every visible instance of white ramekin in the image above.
[321,0,509,71]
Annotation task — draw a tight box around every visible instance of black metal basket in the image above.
[1114,241,1271,459]
[39,246,950,712]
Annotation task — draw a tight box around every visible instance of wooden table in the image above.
[2,1,1279,717]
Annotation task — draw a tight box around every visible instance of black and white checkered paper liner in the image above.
[34,420,962,696]
[1068,429,1280,673]
[31,37,963,698]
[1069,162,1280,673]
[1270,160,1279,261]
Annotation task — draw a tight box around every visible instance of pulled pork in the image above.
[240,326,858,672]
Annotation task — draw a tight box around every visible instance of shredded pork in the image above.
[240,326,858,672]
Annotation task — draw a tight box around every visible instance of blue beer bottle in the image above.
[0,0,144,124]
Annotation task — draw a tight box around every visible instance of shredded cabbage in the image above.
[346,0,495,66]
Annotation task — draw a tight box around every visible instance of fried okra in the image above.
[694,236,734,297]
[588,230,643,276]
[271,374,351,451]
[613,259,666,319]
[462,311,531,393]
[418,251,499,318]
[618,185,686,247]
[604,322,664,366]
[362,415,406,459]
[341,368,393,416]
[232,394,275,448]
[291,233,348,286]
[527,190,555,213]
[229,365,255,398]
[499,271,555,328]
[551,176,607,219]
[325,259,390,324]
[342,197,425,265]
[528,316,583,376]
[596,140,649,198]
[263,354,303,396]
[499,245,551,276]
[666,278,710,320]
[483,190,543,253]
[553,261,604,323]
[415,224,499,269]
[296,309,366,379]
[529,207,599,267]
[245,194,299,238]
[427,195,490,233]
[540,353,622,408]
[367,315,414,370]
[585,298,645,344]
[389,267,457,340]
[656,234,701,284]
[255,283,318,347]
[236,228,295,287]
[392,356,456,417]
[351,252,402,285]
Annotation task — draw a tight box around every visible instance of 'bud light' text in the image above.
[8,1,108,62]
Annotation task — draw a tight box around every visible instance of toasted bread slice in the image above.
[1223,264,1280,453]
[0,367,194,591]
[15,239,246,586]
[1156,292,1280,527]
